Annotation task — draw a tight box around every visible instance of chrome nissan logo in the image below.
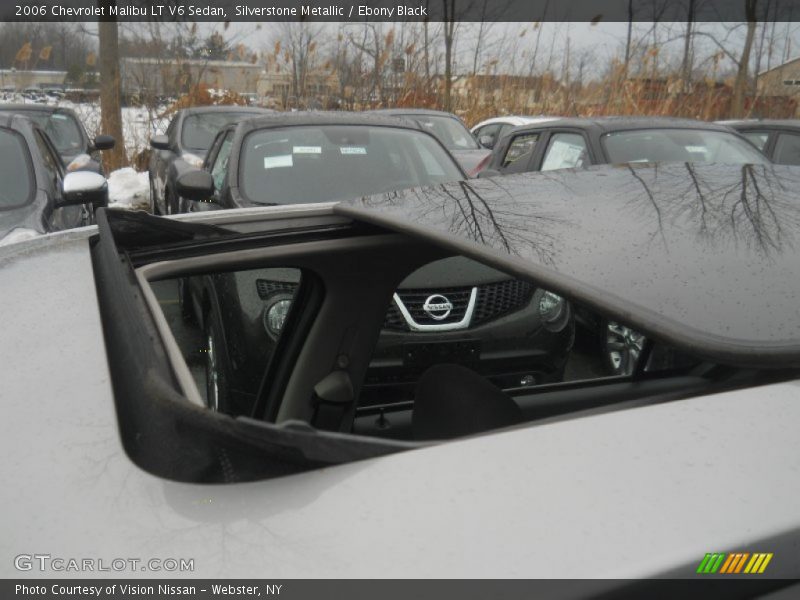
[423,294,453,320]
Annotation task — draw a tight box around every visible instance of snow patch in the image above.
[0,228,42,247]
[108,168,150,210]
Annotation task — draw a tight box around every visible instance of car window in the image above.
[502,132,539,171]
[498,124,515,138]
[18,110,83,156]
[602,129,769,165]
[165,117,177,143]
[402,115,480,150]
[541,133,589,171]
[773,132,800,165]
[239,125,464,205]
[181,112,255,153]
[742,131,770,151]
[151,253,695,422]
[151,267,303,416]
[0,129,34,209]
[210,132,234,192]
[33,130,62,191]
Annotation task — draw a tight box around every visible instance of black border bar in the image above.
[3,0,800,23]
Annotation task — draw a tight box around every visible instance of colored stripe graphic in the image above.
[698,552,773,574]
[726,553,748,573]
[697,553,726,573]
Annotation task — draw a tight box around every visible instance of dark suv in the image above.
[148,105,272,215]
[721,119,800,165]
[0,113,109,242]
[476,116,770,375]
[174,112,573,415]
[0,104,115,171]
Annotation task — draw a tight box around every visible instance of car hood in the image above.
[2,227,800,580]
[338,162,800,369]
[398,256,510,288]
[450,148,492,173]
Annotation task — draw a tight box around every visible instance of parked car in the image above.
[147,105,272,215]
[476,116,770,178]
[476,116,772,374]
[0,103,115,171]
[175,111,573,414]
[470,115,559,150]
[3,163,800,584]
[720,119,800,165]
[0,113,109,243]
[370,108,492,175]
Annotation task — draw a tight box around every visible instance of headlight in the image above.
[538,291,565,323]
[263,297,293,337]
[182,152,204,168]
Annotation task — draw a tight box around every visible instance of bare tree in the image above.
[731,0,759,116]
[680,0,697,92]
[442,0,457,111]
[98,0,126,171]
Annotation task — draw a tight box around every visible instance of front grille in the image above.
[472,279,535,325]
[383,279,535,331]
[256,278,534,331]
[256,279,297,300]
[383,302,407,330]
[395,286,473,327]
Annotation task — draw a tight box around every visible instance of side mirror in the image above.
[92,134,115,151]
[175,169,215,202]
[478,134,495,149]
[60,171,108,208]
[150,134,171,151]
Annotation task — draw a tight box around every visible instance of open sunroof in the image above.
[337,162,800,368]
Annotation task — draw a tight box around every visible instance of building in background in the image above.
[120,57,263,100]
[0,69,66,91]
[757,57,800,115]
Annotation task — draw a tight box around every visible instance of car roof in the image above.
[3,222,800,580]
[233,110,424,132]
[511,116,735,134]
[472,116,560,129]
[0,112,36,131]
[371,108,461,119]
[719,119,800,130]
[0,103,77,116]
[179,105,273,116]
[338,162,800,368]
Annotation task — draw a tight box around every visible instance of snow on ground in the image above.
[108,167,150,210]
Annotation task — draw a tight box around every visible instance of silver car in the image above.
[1,162,800,587]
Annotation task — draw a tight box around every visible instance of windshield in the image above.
[0,129,33,209]
[602,129,770,165]
[181,111,256,152]
[18,111,84,156]
[240,125,464,205]
[400,114,480,151]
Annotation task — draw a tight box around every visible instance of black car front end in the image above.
[190,258,573,417]
[362,277,573,406]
